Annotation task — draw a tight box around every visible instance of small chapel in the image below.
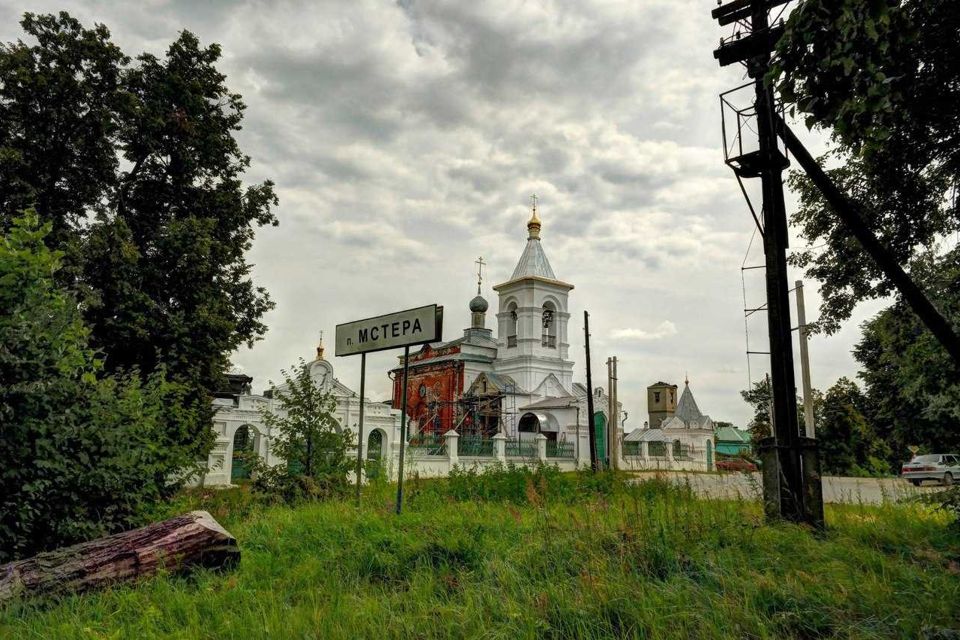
[621,377,716,471]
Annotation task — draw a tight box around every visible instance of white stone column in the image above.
[536,433,548,463]
[641,441,649,461]
[666,441,674,469]
[445,429,460,467]
[493,432,507,463]
[577,429,591,467]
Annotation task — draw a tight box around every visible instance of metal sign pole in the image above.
[395,345,411,515]
[354,352,366,505]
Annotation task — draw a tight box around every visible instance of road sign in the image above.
[335,303,443,514]
[335,304,443,357]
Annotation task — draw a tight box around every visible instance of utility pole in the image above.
[713,0,823,527]
[795,281,815,438]
[607,356,619,470]
[584,311,598,472]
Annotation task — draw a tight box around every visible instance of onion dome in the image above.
[469,294,489,313]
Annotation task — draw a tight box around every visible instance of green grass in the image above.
[2,469,959,639]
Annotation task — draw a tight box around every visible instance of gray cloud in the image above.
[0,0,876,426]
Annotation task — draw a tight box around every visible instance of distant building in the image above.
[714,425,753,456]
[623,377,715,471]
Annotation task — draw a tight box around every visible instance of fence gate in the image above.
[366,430,384,480]
[231,425,253,482]
[594,413,607,467]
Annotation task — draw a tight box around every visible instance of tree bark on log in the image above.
[0,510,239,601]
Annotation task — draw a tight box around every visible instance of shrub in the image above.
[926,485,960,530]
[0,213,201,561]
[250,359,353,503]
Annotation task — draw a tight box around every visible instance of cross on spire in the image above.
[317,330,325,360]
[475,256,486,295]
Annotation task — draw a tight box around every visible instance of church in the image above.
[391,202,619,460]
[621,378,717,471]
[198,202,620,485]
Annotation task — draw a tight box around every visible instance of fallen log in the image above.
[0,510,239,602]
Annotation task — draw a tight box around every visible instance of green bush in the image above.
[248,359,353,504]
[410,462,628,506]
[925,485,960,530]
[0,213,201,561]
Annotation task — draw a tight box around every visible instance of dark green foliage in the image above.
[926,486,960,531]
[815,378,891,476]
[785,150,953,335]
[740,378,806,444]
[741,376,892,475]
[740,378,772,443]
[854,251,960,462]
[0,12,278,462]
[774,0,960,335]
[251,359,353,503]
[0,13,126,245]
[0,213,201,561]
[774,0,960,166]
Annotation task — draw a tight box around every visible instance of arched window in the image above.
[507,302,518,347]
[672,439,684,460]
[542,302,556,348]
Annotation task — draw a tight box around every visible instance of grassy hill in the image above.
[2,468,959,639]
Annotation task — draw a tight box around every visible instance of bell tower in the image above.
[493,197,575,394]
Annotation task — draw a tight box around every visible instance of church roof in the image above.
[521,395,577,410]
[624,428,669,443]
[675,380,703,423]
[511,236,557,280]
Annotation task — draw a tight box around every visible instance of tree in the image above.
[0,212,200,561]
[741,378,813,446]
[772,0,960,335]
[741,379,772,444]
[254,359,353,502]
[0,13,126,246]
[854,250,960,463]
[0,13,278,461]
[815,378,891,476]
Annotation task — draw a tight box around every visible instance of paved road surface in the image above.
[632,471,945,505]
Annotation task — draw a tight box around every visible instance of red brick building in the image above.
[390,344,465,436]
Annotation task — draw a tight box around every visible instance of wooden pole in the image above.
[612,356,619,470]
[795,281,816,438]
[584,311,598,472]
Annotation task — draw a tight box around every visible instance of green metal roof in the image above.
[715,426,751,443]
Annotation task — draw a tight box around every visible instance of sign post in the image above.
[395,345,410,515]
[336,304,443,513]
[354,353,365,505]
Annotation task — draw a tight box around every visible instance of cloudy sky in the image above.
[1,0,885,427]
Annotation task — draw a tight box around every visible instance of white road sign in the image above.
[335,304,443,357]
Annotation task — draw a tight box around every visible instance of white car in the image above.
[901,454,960,486]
